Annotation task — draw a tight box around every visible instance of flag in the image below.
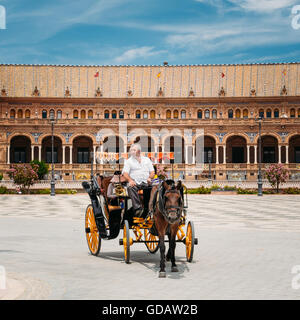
[221,72,225,78]
[94,71,99,78]
[157,72,161,78]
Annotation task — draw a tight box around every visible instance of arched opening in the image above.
[289,135,300,163]
[226,136,247,163]
[25,109,30,119]
[10,136,31,163]
[103,136,125,163]
[164,136,185,164]
[181,110,186,119]
[81,110,86,119]
[290,108,296,118]
[135,110,141,119]
[274,109,279,118]
[212,109,217,119]
[143,110,148,119]
[150,110,156,119]
[41,136,63,163]
[266,109,272,118]
[228,109,233,119]
[17,109,23,118]
[73,136,93,164]
[88,110,93,119]
[73,110,78,119]
[259,109,264,118]
[166,110,171,119]
[243,109,248,118]
[104,110,110,119]
[119,110,124,119]
[235,109,241,119]
[204,109,210,119]
[133,136,155,153]
[174,110,179,119]
[197,110,202,119]
[57,110,62,119]
[10,109,16,119]
[112,110,117,119]
[261,135,278,163]
[42,110,47,119]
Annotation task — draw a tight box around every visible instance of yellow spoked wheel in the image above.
[144,229,159,254]
[85,204,101,256]
[185,221,195,262]
[123,220,131,264]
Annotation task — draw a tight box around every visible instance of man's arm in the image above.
[146,159,155,183]
[123,172,136,187]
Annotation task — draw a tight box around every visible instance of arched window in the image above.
[81,110,86,119]
[17,109,23,118]
[57,110,62,119]
[104,110,110,119]
[150,110,155,119]
[197,110,202,119]
[143,110,148,119]
[290,108,296,118]
[10,109,15,119]
[119,110,124,119]
[228,109,233,119]
[88,110,93,119]
[174,110,179,119]
[259,109,264,118]
[25,109,30,119]
[243,109,248,118]
[274,109,279,118]
[266,109,272,118]
[235,109,241,119]
[42,110,47,119]
[73,110,78,119]
[181,110,186,119]
[166,110,171,119]
[298,108,300,118]
[136,110,141,119]
[205,109,210,119]
[50,109,55,119]
[112,110,117,119]
[212,109,217,119]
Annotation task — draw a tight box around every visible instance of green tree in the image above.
[30,160,49,180]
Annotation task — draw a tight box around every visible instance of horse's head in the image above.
[161,180,183,224]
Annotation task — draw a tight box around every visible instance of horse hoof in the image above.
[171,266,178,272]
[159,271,166,278]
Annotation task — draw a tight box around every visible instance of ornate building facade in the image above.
[0,62,300,181]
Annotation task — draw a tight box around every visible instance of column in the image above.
[93,146,96,164]
[247,145,250,164]
[254,145,257,164]
[7,145,10,164]
[215,145,219,164]
[38,146,42,162]
[62,146,66,164]
[70,146,73,164]
[100,144,104,165]
[31,146,34,161]
[162,144,165,164]
[286,145,289,164]
[192,145,195,164]
[223,145,226,164]
[278,145,281,164]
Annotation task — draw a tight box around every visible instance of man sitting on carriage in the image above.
[122,143,155,217]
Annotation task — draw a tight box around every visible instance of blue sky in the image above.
[0,0,299,65]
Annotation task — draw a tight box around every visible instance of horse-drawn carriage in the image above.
[82,155,198,277]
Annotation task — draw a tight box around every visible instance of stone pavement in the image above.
[0,194,300,299]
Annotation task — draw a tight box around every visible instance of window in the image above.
[50,109,55,120]
[104,110,109,119]
[298,109,300,118]
[243,109,248,118]
[263,147,275,163]
[228,109,233,119]
[10,110,15,119]
[73,110,78,119]
[57,110,62,119]
[25,109,30,118]
[88,110,93,119]
[77,148,89,163]
[166,110,171,119]
[46,147,58,163]
[150,110,155,119]
[204,147,213,163]
[266,109,272,118]
[81,110,86,119]
[181,110,186,119]
[14,147,26,163]
[42,110,47,119]
[197,110,202,119]
[259,109,264,118]
[205,109,210,119]
[290,108,295,118]
[143,111,148,119]
[174,110,179,119]
[119,110,124,119]
[136,110,141,119]
[112,110,117,119]
[274,109,279,118]
[17,109,23,118]
[212,109,217,119]
[235,109,241,119]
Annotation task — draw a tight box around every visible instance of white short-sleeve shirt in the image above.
[122,156,154,184]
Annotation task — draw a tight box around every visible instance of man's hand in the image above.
[128,179,136,187]
[147,177,152,185]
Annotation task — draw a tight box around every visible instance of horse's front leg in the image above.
[159,235,166,278]
[170,224,179,272]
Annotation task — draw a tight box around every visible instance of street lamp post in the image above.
[208,150,212,181]
[257,117,263,196]
[50,110,55,196]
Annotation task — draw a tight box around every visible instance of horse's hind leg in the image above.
[159,235,166,278]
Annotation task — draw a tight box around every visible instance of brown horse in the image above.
[153,180,183,278]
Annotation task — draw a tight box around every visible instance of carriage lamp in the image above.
[50,110,56,196]
[208,150,212,181]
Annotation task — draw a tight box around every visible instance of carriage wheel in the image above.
[123,220,131,264]
[85,204,101,256]
[185,221,195,262]
[144,229,159,254]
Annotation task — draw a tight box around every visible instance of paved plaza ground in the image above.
[0,194,300,299]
